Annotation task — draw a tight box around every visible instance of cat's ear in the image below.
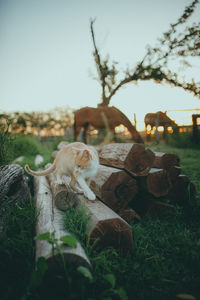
[81,149,90,160]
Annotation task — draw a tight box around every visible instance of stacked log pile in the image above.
[34,142,196,259]
[95,143,196,215]
[54,142,196,218]
[46,163,134,254]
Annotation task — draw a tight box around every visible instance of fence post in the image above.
[192,114,199,144]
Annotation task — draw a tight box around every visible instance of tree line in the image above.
[0,106,74,139]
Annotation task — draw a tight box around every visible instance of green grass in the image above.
[0,133,200,299]
[0,197,36,300]
[148,143,200,197]
[58,204,200,300]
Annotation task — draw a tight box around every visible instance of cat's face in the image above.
[75,149,92,170]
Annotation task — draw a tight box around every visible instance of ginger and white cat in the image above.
[25,142,99,200]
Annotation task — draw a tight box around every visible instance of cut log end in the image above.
[47,251,92,272]
[55,190,79,211]
[139,168,172,198]
[89,218,134,254]
[91,165,138,212]
[125,146,155,175]
[119,209,141,223]
[153,152,180,170]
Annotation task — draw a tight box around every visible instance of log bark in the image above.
[167,174,196,205]
[97,143,155,176]
[167,165,181,182]
[119,209,141,223]
[145,198,175,217]
[34,175,91,271]
[75,195,134,254]
[45,163,79,211]
[90,165,138,212]
[153,152,180,170]
[0,164,30,204]
[138,168,172,198]
[129,192,175,216]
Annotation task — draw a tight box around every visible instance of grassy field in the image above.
[0,133,200,300]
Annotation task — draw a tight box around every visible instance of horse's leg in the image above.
[145,125,149,142]
[163,126,168,139]
[74,124,82,141]
[83,123,89,144]
[113,129,117,142]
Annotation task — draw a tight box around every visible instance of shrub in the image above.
[166,131,199,148]
[12,134,43,158]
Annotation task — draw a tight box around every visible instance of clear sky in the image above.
[0,0,199,130]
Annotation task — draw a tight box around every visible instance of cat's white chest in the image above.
[82,159,98,178]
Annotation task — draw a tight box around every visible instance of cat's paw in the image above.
[56,177,63,185]
[62,175,71,186]
[85,191,96,201]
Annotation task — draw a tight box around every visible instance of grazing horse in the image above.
[74,106,144,144]
[144,111,178,134]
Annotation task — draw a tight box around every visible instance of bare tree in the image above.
[90,0,200,107]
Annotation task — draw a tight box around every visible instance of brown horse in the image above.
[144,111,177,128]
[144,111,178,133]
[74,106,144,143]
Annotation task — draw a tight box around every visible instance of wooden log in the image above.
[97,143,155,176]
[45,163,79,211]
[129,192,175,216]
[153,152,180,170]
[0,164,30,204]
[90,165,138,212]
[167,174,196,205]
[119,209,141,223]
[75,195,134,254]
[145,198,175,217]
[153,151,181,181]
[34,175,91,270]
[138,168,172,198]
[167,165,181,182]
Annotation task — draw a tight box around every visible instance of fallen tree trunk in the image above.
[97,143,155,176]
[75,195,134,254]
[34,175,91,271]
[138,168,172,198]
[0,164,30,204]
[90,165,138,212]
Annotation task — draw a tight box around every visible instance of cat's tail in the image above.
[25,162,56,176]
